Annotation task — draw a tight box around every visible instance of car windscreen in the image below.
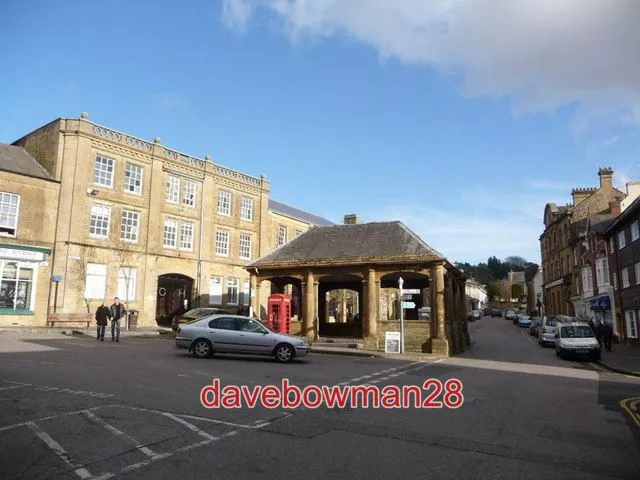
[545,318,557,326]
[560,326,594,338]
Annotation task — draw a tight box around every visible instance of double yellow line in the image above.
[620,397,640,428]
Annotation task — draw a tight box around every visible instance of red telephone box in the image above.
[267,294,291,334]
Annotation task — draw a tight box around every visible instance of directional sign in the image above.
[403,289,421,294]
[402,294,414,300]
[402,301,416,309]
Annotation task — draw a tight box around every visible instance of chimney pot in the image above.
[343,214,359,225]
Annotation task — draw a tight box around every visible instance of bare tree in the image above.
[68,246,96,313]
[108,230,143,305]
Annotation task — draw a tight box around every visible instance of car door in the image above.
[208,317,239,353]
[236,318,276,355]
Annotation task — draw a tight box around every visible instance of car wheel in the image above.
[192,339,213,359]
[273,343,294,363]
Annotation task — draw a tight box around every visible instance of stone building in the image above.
[0,144,59,326]
[9,114,331,328]
[540,168,626,316]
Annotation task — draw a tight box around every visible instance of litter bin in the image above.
[127,310,138,331]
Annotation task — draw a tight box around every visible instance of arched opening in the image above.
[156,274,194,327]
[260,276,302,322]
[318,274,363,338]
[380,272,430,320]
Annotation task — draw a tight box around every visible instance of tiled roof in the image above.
[269,199,335,226]
[248,221,446,267]
[0,143,54,180]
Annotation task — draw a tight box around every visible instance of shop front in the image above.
[0,244,52,326]
[590,295,613,325]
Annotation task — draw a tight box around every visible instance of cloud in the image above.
[222,0,640,132]
[146,91,191,113]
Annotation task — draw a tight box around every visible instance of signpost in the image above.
[402,301,416,309]
[403,289,421,294]
[398,277,405,354]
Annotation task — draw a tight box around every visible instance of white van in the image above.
[554,321,601,361]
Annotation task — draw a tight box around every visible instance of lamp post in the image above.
[398,277,404,354]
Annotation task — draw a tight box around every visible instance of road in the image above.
[1,316,639,480]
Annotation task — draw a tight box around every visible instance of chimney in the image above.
[343,214,359,225]
[571,188,596,206]
[609,200,621,216]
[598,167,614,189]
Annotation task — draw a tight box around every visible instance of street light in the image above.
[398,277,404,354]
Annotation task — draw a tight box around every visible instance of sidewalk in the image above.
[0,326,174,338]
[310,345,443,362]
[597,343,640,377]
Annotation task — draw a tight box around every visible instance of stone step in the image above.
[314,341,363,349]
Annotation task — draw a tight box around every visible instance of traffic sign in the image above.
[403,289,421,294]
[402,301,416,309]
[401,294,413,300]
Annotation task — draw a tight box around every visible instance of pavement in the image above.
[1,315,639,479]
[597,343,640,377]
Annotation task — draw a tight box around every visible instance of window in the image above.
[622,267,630,288]
[124,163,143,195]
[89,204,111,238]
[0,261,34,312]
[84,263,107,299]
[277,225,287,246]
[625,311,638,339]
[215,229,229,256]
[217,190,231,216]
[166,175,180,204]
[227,278,239,305]
[632,221,639,242]
[209,277,223,305]
[239,318,267,334]
[0,192,19,236]
[242,279,250,306]
[636,263,640,285]
[93,155,114,187]
[182,180,196,208]
[618,230,626,249]
[239,233,252,260]
[240,196,253,221]
[117,267,137,301]
[595,256,609,287]
[120,210,140,243]
[609,238,615,253]
[180,222,194,250]
[163,219,178,248]
[210,317,237,331]
[581,266,593,295]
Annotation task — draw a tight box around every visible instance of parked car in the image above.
[538,314,564,347]
[517,315,533,328]
[175,314,310,363]
[529,320,541,336]
[483,307,493,316]
[171,307,232,332]
[468,310,481,321]
[491,309,503,317]
[505,310,517,321]
[555,320,601,361]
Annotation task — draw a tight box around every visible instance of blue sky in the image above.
[1,0,639,265]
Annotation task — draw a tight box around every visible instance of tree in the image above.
[511,283,524,299]
[486,281,500,301]
[505,256,527,269]
[109,234,143,304]
[69,246,96,313]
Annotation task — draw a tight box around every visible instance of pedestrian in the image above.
[94,302,111,341]
[602,322,614,352]
[109,297,127,342]
[591,320,602,346]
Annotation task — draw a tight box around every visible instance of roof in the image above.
[604,195,640,235]
[590,217,615,235]
[269,199,335,226]
[248,221,447,267]
[0,143,54,181]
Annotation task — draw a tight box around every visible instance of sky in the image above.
[1,0,639,265]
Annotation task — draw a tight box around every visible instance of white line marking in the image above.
[81,411,163,459]
[0,384,30,391]
[120,453,173,473]
[0,407,103,432]
[177,413,254,429]
[160,412,217,440]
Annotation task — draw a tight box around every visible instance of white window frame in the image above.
[632,221,639,243]
[84,263,107,299]
[227,278,239,305]
[625,310,638,339]
[89,204,111,238]
[182,180,196,208]
[240,196,253,221]
[636,262,640,286]
[242,279,250,306]
[609,238,615,254]
[93,155,114,188]
[217,190,232,216]
[166,175,180,204]
[124,163,143,195]
[595,256,609,287]
[0,260,36,311]
[209,277,223,305]
[180,222,194,251]
[621,267,630,288]
[117,267,137,301]
[581,266,593,296]
[120,209,140,243]
[239,233,252,260]
[0,192,20,237]
[618,230,626,249]
[215,229,229,257]
[163,218,178,249]
[277,225,287,246]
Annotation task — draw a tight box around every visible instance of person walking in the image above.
[109,297,127,342]
[602,321,614,352]
[95,302,111,341]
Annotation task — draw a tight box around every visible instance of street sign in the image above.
[401,294,413,300]
[402,301,416,309]
[403,289,421,294]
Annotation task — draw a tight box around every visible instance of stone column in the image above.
[366,269,377,337]
[451,278,460,353]
[303,272,315,340]
[250,274,259,318]
[314,281,319,333]
[431,264,449,356]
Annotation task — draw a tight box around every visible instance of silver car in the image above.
[175,314,310,363]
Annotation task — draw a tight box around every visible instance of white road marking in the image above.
[178,413,255,429]
[0,384,30,391]
[160,412,218,440]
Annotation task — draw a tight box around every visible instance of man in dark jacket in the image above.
[95,302,111,341]
[601,322,614,352]
[109,297,127,342]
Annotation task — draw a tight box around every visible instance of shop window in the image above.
[0,261,34,312]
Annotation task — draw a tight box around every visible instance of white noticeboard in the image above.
[385,331,401,354]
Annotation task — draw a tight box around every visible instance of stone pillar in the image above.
[340,291,347,323]
[303,272,315,340]
[431,264,449,356]
[366,269,377,337]
[314,281,319,333]
[250,274,259,318]
[452,278,460,353]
